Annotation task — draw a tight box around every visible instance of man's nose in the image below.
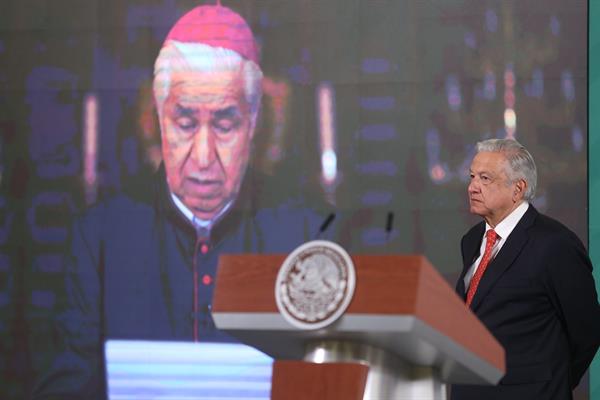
[468,179,478,193]
[192,125,216,168]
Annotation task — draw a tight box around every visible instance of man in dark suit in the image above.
[452,138,600,399]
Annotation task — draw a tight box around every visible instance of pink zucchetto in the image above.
[163,4,259,64]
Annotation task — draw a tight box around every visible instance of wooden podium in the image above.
[212,254,505,400]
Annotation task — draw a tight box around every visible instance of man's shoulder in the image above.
[82,191,155,220]
[248,199,338,252]
[241,169,334,237]
[530,210,586,248]
[533,211,572,232]
[254,199,324,230]
[75,171,163,232]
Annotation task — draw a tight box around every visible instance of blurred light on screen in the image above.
[504,108,516,138]
[485,8,498,32]
[445,74,461,111]
[525,68,544,98]
[105,340,273,400]
[483,69,496,100]
[561,70,575,102]
[361,190,393,207]
[504,66,515,88]
[361,58,391,74]
[504,66,515,108]
[30,290,55,308]
[83,93,99,205]
[572,126,583,152]
[321,150,337,183]
[359,96,395,111]
[262,77,290,165]
[361,227,393,247]
[430,164,449,184]
[503,64,516,138]
[359,124,396,141]
[317,82,338,185]
[356,161,397,176]
[550,15,561,36]
[464,31,476,49]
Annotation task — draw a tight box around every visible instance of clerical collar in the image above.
[170,192,233,231]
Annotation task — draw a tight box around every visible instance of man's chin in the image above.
[469,204,484,216]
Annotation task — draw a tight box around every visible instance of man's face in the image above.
[468,151,521,227]
[160,67,255,220]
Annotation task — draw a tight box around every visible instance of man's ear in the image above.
[514,179,527,201]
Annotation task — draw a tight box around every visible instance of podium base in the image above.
[304,340,446,400]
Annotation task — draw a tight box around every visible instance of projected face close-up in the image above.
[160,67,255,221]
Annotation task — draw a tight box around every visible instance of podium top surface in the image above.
[212,253,505,385]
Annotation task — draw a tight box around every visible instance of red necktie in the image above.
[466,229,499,307]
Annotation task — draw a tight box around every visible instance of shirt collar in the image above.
[485,201,529,240]
[170,192,233,231]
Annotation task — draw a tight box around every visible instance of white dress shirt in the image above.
[463,201,529,288]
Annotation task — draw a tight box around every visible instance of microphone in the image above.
[385,212,394,239]
[317,213,336,238]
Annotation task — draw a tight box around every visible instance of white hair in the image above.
[476,138,537,201]
[153,41,263,122]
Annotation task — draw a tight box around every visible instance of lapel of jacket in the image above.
[456,222,486,298]
[469,205,538,311]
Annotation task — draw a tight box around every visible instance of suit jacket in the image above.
[452,205,600,400]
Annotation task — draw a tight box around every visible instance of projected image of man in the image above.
[32,5,325,399]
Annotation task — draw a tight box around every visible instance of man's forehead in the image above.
[169,68,244,87]
[471,151,508,172]
[167,73,245,103]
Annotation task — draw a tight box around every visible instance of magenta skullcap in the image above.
[164,4,259,64]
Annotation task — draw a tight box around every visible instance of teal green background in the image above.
[590,1,600,399]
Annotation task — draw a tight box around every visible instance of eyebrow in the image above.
[470,170,493,176]
[174,104,198,117]
[213,105,241,120]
